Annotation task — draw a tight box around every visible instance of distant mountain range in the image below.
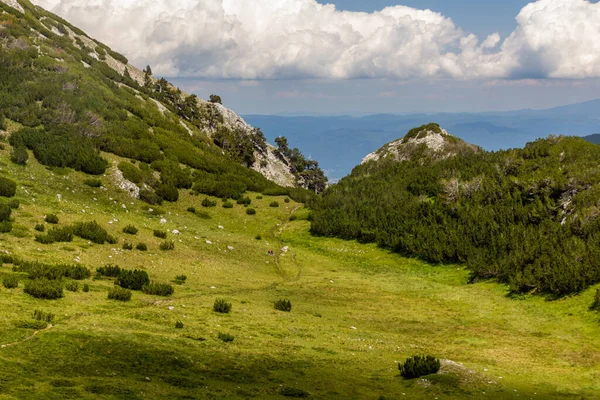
[244,99,600,181]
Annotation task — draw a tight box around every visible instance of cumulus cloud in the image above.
[30,0,600,80]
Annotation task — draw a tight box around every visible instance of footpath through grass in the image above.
[0,149,599,399]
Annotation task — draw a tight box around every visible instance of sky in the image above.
[31,0,600,115]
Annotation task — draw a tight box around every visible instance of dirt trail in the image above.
[1,325,53,349]
[269,206,303,281]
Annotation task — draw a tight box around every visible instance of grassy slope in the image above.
[0,147,599,399]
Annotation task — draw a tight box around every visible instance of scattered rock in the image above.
[56,194,62,202]
[160,219,167,224]
[172,230,180,235]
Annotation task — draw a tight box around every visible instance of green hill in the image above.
[312,124,600,296]
[0,2,600,399]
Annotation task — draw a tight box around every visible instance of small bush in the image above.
[65,281,79,292]
[270,201,280,208]
[213,298,232,314]
[246,208,257,215]
[0,176,17,198]
[117,269,150,290]
[197,211,211,220]
[122,225,138,235]
[142,282,174,296]
[237,196,252,206]
[83,283,90,292]
[222,201,234,209]
[256,196,263,200]
[289,215,298,221]
[201,198,217,208]
[108,286,132,301]
[34,224,45,232]
[36,226,73,244]
[279,387,310,398]
[139,189,163,205]
[398,355,441,379]
[45,214,59,224]
[160,241,175,251]
[136,243,148,251]
[0,220,12,233]
[24,279,63,299]
[118,161,142,184]
[15,320,48,330]
[84,178,103,188]
[591,289,600,311]
[107,235,117,244]
[284,198,291,203]
[8,199,19,209]
[187,207,196,213]
[33,310,55,323]
[274,299,292,312]
[175,275,187,282]
[17,262,90,281]
[255,234,262,240]
[123,242,133,250]
[218,332,234,343]
[10,146,28,165]
[3,275,19,289]
[153,230,167,239]
[73,221,110,244]
[175,321,184,329]
[0,203,11,221]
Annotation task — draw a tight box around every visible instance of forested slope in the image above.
[312,124,600,296]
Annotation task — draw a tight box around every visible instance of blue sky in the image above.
[37,0,600,115]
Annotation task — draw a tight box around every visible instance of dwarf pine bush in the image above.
[45,214,59,224]
[153,230,167,239]
[122,225,138,235]
[136,243,148,251]
[218,332,234,342]
[2,275,19,289]
[117,269,149,290]
[96,264,122,277]
[108,286,132,301]
[33,310,55,323]
[142,282,174,296]
[160,241,175,251]
[24,279,63,299]
[398,355,441,379]
[274,299,292,312]
[213,298,232,314]
[591,289,600,312]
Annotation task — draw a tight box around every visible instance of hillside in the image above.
[0,0,327,200]
[312,124,600,296]
[583,133,600,145]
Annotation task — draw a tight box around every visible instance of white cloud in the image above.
[31,0,600,80]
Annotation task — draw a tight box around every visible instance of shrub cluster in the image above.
[0,220,12,233]
[117,269,150,290]
[35,226,73,244]
[73,221,111,244]
[122,225,138,235]
[33,310,55,323]
[237,196,252,206]
[65,281,79,292]
[10,145,28,165]
[201,198,217,208]
[45,214,59,224]
[0,203,12,222]
[153,230,167,239]
[218,332,234,343]
[84,178,102,188]
[174,275,187,285]
[0,176,17,198]
[16,261,90,281]
[274,299,292,312]
[123,242,133,250]
[24,279,63,299]
[136,243,148,251]
[118,161,142,184]
[160,241,175,251]
[213,298,232,314]
[139,189,163,206]
[7,199,19,209]
[270,201,280,208]
[15,320,48,330]
[142,282,174,296]
[108,286,132,301]
[246,208,256,215]
[3,275,19,289]
[222,201,234,209]
[34,224,45,232]
[398,355,441,379]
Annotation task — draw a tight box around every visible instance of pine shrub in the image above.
[10,145,28,165]
[117,269,150,290]
[139,189,163,205]
[0,176,17,198]
[174,275,187,285]
[24,279,63,299]
[34,224,45,232]
[187,207,196,213]
[0,220,12,233]
[197,211,211,219]
[65,281,79,292]
[279,387,310,398]
[84,178,103,188]
[108,286,132,301]
[122,225,138,235]
[201,198,217,208]
[160,241,175,251]
[274,299,292,312]
[398,355,441,379]
[36,226,73,244]
[237,196,252,206]
[45,214,59,224]
[284,198,290,203]
[7,199,19,209]
[0,203,11,221]
[83,283,90,292]
[175,321,184,329]
[33,310,55,323]
[218,332,234,343]
[222,201,234,209]
[142,282,174,296]
[136,243,148,251]
[256,196,263,200]
[213,298,232,314]
[3,275,19,289]
[246,208,256,215]
[270,201,280,208]
[73,221,110,244]
[153,230,167,239]
[122,242,133,250]
[15,320,48,330]
[17,262,90,281]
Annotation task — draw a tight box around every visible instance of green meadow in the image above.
[0,147,599,399]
